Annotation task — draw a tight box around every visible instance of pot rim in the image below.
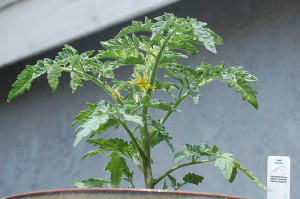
[4,188,251,199]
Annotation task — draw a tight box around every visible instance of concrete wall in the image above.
[1,0,300,198]
[0,0,178,67]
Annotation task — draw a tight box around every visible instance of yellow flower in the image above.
[129,73,156,91]
[107,85,123,100]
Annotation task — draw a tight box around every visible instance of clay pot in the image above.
[4,188,251,199]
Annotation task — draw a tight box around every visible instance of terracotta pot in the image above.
[4,188,252,199]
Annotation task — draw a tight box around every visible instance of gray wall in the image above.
[1,0,300,198]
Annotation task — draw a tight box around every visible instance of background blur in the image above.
[1,0,300,198]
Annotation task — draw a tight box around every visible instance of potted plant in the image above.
[6,13,269,198]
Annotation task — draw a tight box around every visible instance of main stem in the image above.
[140,30,177,189]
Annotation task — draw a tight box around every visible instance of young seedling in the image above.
[8,13,268,191]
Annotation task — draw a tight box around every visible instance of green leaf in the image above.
[163,179,168,190]
[188,83,200,104]
[234,161,270,191]
[73,178,109,188]
[118,107,143,127]
[56,44,78,64]
[141,95,175,111]
[73,101,109,147]
[105,152,129,188]
[150,21,167,41]
[47,64,62,93]
[168,42,200,55]
[191,21,217,53]
[101,35,148,53]
[7,65,34,102]
[90,118,119,137]
[122,169,135,188]
[208,29,223,45]
[113,54,145,66]
[167,175,177,189]
[183,173,204,185]
[215,153,235,181]
[7,58,57,102]
[81,149,102,160]
[174,150,190,165]
[72,103,97,126]
[151,121,174,152]
[84,138,135,159]
[32,60,48,79]
[174,143,217,165]
[222,67,258,109]
[97,49,145,66]
[70,72,84,93]
[116,17,153,38]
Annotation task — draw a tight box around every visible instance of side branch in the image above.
[152,159,213,186]
[113,116,147,161]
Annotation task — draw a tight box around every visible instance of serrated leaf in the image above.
[168,42,200,55]
[101,36,148,53]
[73,101,109,147]
[47,64,62,93]
[174,151,190,165]
[56,44,78,64]
[164,51,188,59]
[7,65,34,102]
[118,107,143,127]
[81,149,102,160]
[150,21,167,41]
[73,178,109,188]
[234,161,270,191]
[105,153,129,188]
[141,95,174,111]
[116,17,153,38]
[72,103,97,126]
[32,60,48,79]
[208,29,223,45]
[167,175,177,188]
[70,72,84,93]
[191,21,217,53]
[151,121,174,152]
[113,55,145,66]
[90,118,119,137]
[84,50,95,57]
[174,143,216,165]
[97,49,145,66]
[188,83,200,104]
[221,67,258,109]
[85,138,135,158]
[215,153,235,181]
[183,173,204,185]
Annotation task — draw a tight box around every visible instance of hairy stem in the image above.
[139,29,178,189]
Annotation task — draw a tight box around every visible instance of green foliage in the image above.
[7,13,266,193]
[166,173,204,190]
[73,178,109,188]
[234,161,270,191]
[215,153,236,182]
[174,143,218,165]
[151,120,174,152]
[105,152,130,188]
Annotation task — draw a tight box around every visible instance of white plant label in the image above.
[267,156,290,199]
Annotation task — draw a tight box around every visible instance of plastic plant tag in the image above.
[267,156,290,199]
